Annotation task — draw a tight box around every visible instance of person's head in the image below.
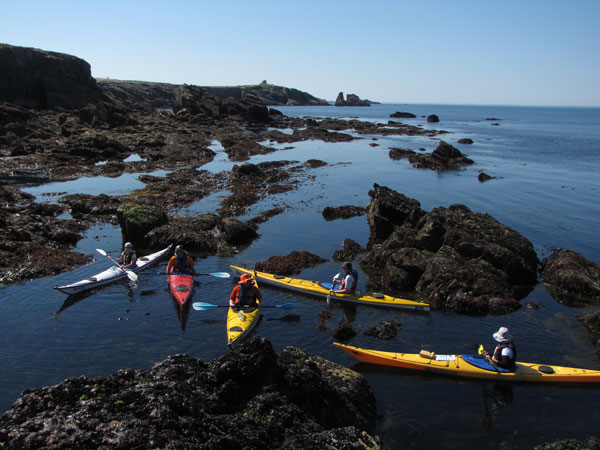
[342,262,352,272]
[124,242,133,251]
[493,327,512,343]
[239,274,253,285]
[175,245,185,256]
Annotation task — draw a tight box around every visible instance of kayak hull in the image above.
[334,343,600,383]
[55,245,172,295]
[227,272,261,347]
[231,265,429,311]
[169,270,194,307]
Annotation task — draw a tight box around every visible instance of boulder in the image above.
[407,140,474,170]
[0,43,101,108]
[540,249,600,305]
[0,337,381,449]
[221,93,270,123]
[577,311,600,357]
[427,114,439,123]
[332,238,365,262]
[116,204,169,247]
[360,184,539,315]
[172,84,221,116]
[390,112,416,118]
[255,251,328,275]
[145,213,258,256]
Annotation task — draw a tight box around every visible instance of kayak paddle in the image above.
[96,248,139,282]
[159,271,230,278]
[192,302,295,311]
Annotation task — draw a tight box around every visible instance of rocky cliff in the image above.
[0,44,101,109]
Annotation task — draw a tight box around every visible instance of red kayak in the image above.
[169,269,194,306]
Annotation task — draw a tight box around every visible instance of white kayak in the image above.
[54,244,172,295]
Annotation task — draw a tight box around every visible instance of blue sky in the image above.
[2,0,599,106]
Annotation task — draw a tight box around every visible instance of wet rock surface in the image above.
[254,251,328,276]
[577,311,600,358]
[322,205,366,221]
[360,184,539,315]
[332,238,366,262]
[0,337,381,450]
[364,320,401,340]
[393,140,475,171]
[540,249,600,305]
[535,436,600,450]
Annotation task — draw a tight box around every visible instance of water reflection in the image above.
[482,382,514,429]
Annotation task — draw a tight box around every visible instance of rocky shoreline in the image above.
[1,43,600,447]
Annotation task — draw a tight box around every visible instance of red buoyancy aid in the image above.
[340,270,359,293]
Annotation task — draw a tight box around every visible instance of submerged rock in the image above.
[322,205,366,221]
[0,337,381,449]
[360,184,538,316]
[577,311,600,358]
[332,238,366,262]
[364,320,401,340]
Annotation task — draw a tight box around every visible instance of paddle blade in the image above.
[478,345,484,355]
[192,302,218,311]
[96,248,108,257]
[125,270,139,282]
[209,272,231,278]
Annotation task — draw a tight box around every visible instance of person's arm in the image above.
[229,286,239,306]
[166,257,174,275]
[254,287,263,302]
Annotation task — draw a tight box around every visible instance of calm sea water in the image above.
[3,103,600,449]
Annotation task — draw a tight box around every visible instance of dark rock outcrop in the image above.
[408,140,474,171]
[117,204,169,248]
[360,184,539,315]
[577,311,600,358]
[458,138,474,144]
[0,337,381,449]
[540,249,600,305]
[331,321,359,341]
[390,112,416,118]
[364,320,401,340]
[535,436,600,450]
[427,114,440,123]
[332,238,366,262]
[478,172,494,182]
[322,205,366,221]
[0,44,101,109]
[255,251,328,275]
[146,213,258,256]
[335,92,370,107]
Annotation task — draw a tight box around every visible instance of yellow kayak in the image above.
[334,343,600,383]
[227,272,261,347]
[231,265,429,311]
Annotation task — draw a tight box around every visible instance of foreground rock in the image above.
[0,337,381,449]
[535,436,600,449]
[540,249,600,306]
[361,184,539,315]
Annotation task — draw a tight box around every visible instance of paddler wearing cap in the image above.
[166,245,198,276]
[229,273,262,307]
[330,261,358,295]
[481,327,517,370]
[112,242,137,270]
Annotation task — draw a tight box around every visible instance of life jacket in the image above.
[236,283,257,306]
[121,250,136,265]
[340,270,358,293]
[493,341,517,369]
[175,253,191,274]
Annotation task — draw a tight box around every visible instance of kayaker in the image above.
[112,242,137,270]
[481,327,517,370]
[229,273,262,307]
[330,262,358,294]
[166,245,198,276]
